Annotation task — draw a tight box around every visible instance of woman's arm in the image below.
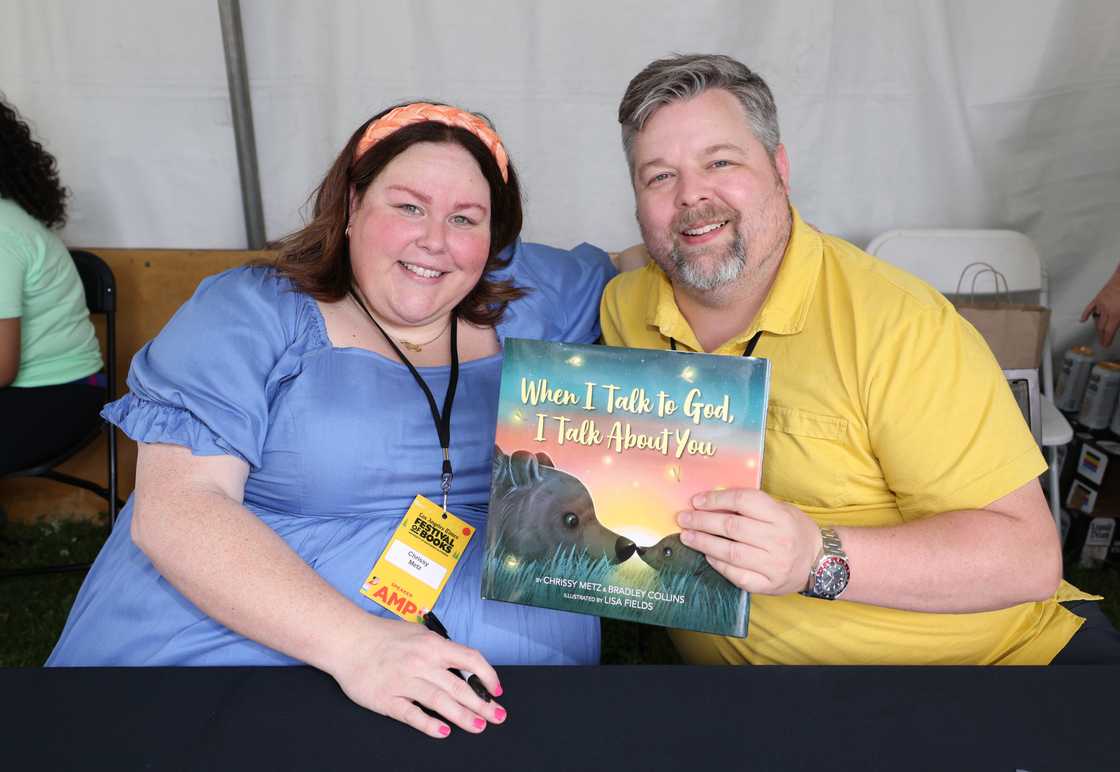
[0,317,20,386]
[133,442,506,738]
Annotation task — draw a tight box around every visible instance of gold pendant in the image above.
[399,340,423,352]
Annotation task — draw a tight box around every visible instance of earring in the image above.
[345,222,352,238]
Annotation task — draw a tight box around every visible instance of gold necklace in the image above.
[350,288,452,352]
[397,317,452,352]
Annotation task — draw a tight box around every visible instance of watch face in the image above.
[816,556,849,597]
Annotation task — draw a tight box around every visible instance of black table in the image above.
[3,665,1113,771]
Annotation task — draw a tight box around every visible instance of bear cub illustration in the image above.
[638,532,723,585]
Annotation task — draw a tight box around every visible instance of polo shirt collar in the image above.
[645,205,822,351]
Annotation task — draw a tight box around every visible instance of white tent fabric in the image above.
[3,0,1119,355]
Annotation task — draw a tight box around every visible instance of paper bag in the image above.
[953,263,1051,370]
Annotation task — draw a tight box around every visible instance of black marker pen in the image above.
[422,611,493,702]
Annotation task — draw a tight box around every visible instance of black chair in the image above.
[0,249,121,577]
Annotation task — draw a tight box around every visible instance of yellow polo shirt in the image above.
[600,207,1089,664]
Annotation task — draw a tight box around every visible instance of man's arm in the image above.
[838,478,1060,610]
[0,317,21,387]
[612,243,651,272]
[678,477,1061,613]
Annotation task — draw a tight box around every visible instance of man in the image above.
[601,53,1108,664]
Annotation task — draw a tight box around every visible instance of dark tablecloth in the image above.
[3,665,1113,771]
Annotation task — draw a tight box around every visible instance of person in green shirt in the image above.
[0,97,103,471]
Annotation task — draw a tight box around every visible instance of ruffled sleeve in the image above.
[102,266,323,469]
[494,238,617,344]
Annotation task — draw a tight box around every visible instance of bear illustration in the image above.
[490,446,636,564]
[637,532,722,582]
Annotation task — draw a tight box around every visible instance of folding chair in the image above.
[0,249,121,577]
[866,229,1072,530]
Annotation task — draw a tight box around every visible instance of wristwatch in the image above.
[800,526,849,600]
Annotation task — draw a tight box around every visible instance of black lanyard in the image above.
[349,288,458,511]
[670,329,763,357]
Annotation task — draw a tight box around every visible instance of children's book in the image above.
[481,338,770,637]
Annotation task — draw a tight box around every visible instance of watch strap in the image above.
[801,526,849,600]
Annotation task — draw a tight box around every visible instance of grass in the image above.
[482,537,748,637]
[3,516,1117,668]
[0,516,110,667]
[601,618,683,664]
[0,515,683,666]
[1066,564,1120,620]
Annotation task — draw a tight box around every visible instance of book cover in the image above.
[481,338,770,637]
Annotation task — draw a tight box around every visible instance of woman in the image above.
[48,103,616,738]
[0,98,104,471]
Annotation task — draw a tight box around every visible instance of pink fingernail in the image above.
[493,683,504,697]
[439,724,450,737]
[494,707,507,722]
[473,717,486,730]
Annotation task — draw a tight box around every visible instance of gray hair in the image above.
[618,53,781,175]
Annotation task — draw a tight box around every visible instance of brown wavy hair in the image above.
[272,103,526,326]
[0,96,67,228]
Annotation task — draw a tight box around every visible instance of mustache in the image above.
[672,205,739,233]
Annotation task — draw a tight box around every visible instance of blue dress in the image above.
[48,240,616,667]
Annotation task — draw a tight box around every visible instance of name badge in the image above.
[361,494,474,622]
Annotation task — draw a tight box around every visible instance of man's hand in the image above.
[677,488,822,595]
[1081,271,1120,347]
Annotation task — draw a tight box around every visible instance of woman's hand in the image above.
[329,615,507,738]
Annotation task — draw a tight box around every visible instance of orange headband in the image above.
[354,102,510,182]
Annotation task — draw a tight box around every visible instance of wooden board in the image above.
[1,249,273,523]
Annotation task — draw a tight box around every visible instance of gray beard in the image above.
[668,230,747,292]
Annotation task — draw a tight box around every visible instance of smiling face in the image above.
[348,141,491,329]
[631,88,792,295]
